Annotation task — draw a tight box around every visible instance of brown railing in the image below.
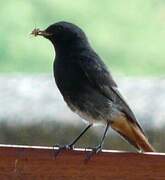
[0,144,164,179]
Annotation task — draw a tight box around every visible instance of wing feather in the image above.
[77,53,144,133]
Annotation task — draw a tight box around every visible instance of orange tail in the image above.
[111,116,155,152]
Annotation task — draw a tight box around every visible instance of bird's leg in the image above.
[53,124,92,157]
[68,123,93,148]
[85,122,110,161]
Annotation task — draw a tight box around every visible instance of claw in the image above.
[53,144,74,158]
[84,145,102,162]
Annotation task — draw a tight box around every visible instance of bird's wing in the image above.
[77,53,144,133]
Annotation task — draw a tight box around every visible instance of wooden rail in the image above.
[0,144,164,179]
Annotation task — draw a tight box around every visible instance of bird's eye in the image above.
[57,26,63,31]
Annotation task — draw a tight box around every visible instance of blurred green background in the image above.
[1,0,165,75]
[0,0,165,152]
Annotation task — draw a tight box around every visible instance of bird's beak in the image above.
[31,28,52,37]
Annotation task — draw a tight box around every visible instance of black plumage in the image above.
[32,21,155,153]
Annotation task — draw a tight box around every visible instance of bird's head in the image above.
[31,21,89,53]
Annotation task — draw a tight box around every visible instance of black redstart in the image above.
[32,21,155,155]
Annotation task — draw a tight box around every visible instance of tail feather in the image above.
[115,129,140,150]
[131,124,155,152]
[111,116,155,152]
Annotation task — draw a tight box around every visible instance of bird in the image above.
[31,21,155,155]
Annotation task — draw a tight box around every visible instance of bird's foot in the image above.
[85,145,102,162]
[53,144,74,158]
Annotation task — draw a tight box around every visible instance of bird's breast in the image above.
[53,57,87,97]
